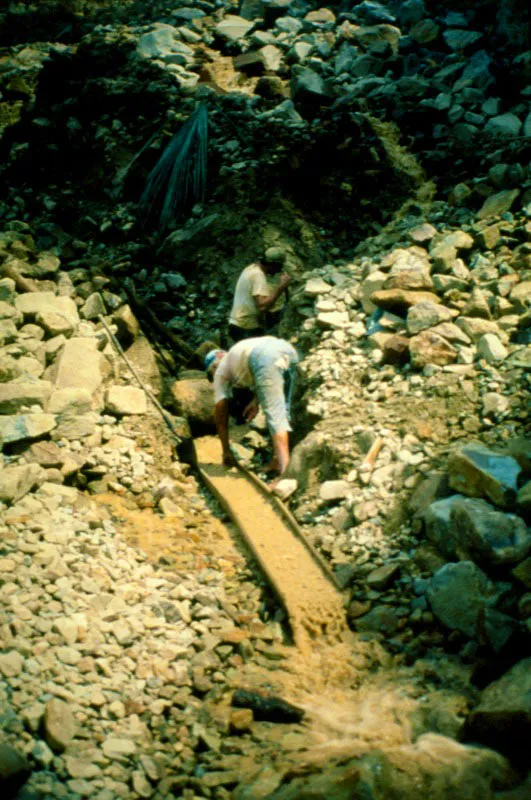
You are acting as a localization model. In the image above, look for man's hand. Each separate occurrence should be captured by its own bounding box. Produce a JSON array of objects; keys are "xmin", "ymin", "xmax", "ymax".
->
[
  {"xmin": 243, "ymin": 397, "xmax": 259, "ymax": 422},
  {"xmin": 222, "ymin": 449, "xmax": 237, "ymax": 468},
  {"xmin": 279, "ymin": 272, "xmax": 291, "ymax": 289}
]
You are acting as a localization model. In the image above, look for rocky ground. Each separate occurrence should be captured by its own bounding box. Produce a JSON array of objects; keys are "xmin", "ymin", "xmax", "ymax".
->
[{"xmin": 0, "ymin": 1, "xmax": 530, "ymax": 799}]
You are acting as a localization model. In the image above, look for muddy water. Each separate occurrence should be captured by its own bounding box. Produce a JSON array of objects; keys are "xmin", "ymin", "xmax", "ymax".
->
[{"xmin": 195, "ymin": 436, "xmax": 348, "ymax": 649}]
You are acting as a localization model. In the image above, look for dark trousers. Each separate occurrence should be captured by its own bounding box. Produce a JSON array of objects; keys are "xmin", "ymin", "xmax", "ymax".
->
[{"xmin": 228, "ymin": 324, "xmax": 264, "ymax": 344}]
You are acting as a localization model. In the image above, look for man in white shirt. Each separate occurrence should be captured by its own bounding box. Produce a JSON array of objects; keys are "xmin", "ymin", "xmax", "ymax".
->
[
  {"xmin": 228, "ymin": 247, "xmax": 291, "ymax": 343},
  {"xmin": 204, "ymin": 336, "xmax": 299, "ymax": 477}
]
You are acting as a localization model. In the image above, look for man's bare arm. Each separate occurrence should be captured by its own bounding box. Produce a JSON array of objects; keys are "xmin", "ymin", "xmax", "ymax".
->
[
  {"xmin": 215, "ymin": 399, "xmax": 236, "ymax": 466},
  {"xmin": 255, "ymin": 273, "xmax": 291, "ymax": 312}
]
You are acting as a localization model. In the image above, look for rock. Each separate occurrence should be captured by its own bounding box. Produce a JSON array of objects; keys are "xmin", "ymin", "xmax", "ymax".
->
[
  {"xmin": 230, "ymin": 708, "xmax": 253, "ymax": 734},
  {"xmin": 456, "ymin": 317, "xmax": 506, "ymax": 343},
  {"xmin": 382, "ymin": 334, "xmax": 410, "ymax": 366},
  {"xmin": 0, "ymin": 650, "xmax": 24, "ymax": 677},
  {"xmin": 448, "ymin": 443, "xmax": 521, "ymax": 509},
  {"xmin": 464, "ymin": 658, "xmax": 531, "ymax": 766},
  {"xmin": 366, "ymin": 563, "xmax": 400, "ymax": 590},
  {"xmin": 461, "ymin": 287, "xmax": 492, "ymax": 320},
  {"xmin": 48, "ymin": 337, "xmax": 106, "ymax": 393},
  {"xmin": 517, "ymin": 481, "xmax": 531, "ymax": 519},
  {"xmin": 0, "ymin": 743, "xmax": 32, "ymax": 797},
  {"xmin": 137, "ymin": 24, "xmax": 194, "ymax": 60},
  {"xmin": 291, "ymin": 67, "xmax": 330, "ymax": 107},
  {"xmin": 426, "ymin": 561, "xmax": 509, "ymax": 643},
  {"xmin": 409, "ymin": 330, "xmax": 458, "ymax": 368},
  {"xmin": 104, "ymin": 386, "xmax": 147, "ymax": 416},
  {"xmin": 450, "ymin": 496, "xmax": 531, "ymax": 565},
  {"xmin": 273, "ymin": 479, "xmax": 298, "ymax": 500},
  {"xmin": 304, "ymin": 278, "xmax": 332, "ymax": 296},
  {"xmin": 354, "ymin": 604, "xmax": 399, "ymax": 635},
  {"xmin": 410, "ymin": 19, "xmax": 440, "ymax": 44},
  {"xmin": 0, "ymin": 412, "xmax": 56, "ymax": 444},
  {"xmin": 485, "ymin": 113, "xmax": 523, "ymax": 137},
  {"xmin": 512, "ymin": 558, "xmax": 531, "ymax": 589},
  {"xmin": 370, "ymin": 289, "xmax": 441, "ymax": 315},
  {"xmin": 0, "ymin": 319, "xmax": 18, "ymax": 344},
  {"xmin": 316, "ymin": 311, "xmax": 350, "ymax": 329},
  {"xmin": 482, "ymin": 392, "xmax": 510, "ymax": 417},
  {"xmin": 509, "ymin": 280, "xmax": 531, "ymax": 314},
  {"xmin": 319, "ymin": 480, "xmax": 350, "ymax": 502},
  {"xmin": 0, "ymin": 462, "xmax": 46, "ymax": 504},
  {"xmin": 476, "ymin": 189, "xmax": 520, "ymax": 220},
  {"xmin": 44, "ymin": 698, "xmax": 76, "ymax": 752},
  {"xmin": 0, "ymin": 379, "xmax": 53, "ymax": 413},
  {"xmin": 81, "ymin": 292, "xmax": 106, "ymax": 320},
  {"xmin": 215, "ymin": 15, "xmax": 254, "ymax": 43},
  {"xmin": 47, "ymin": 387, "xmax": 93, "ymax": 414},
  {"xmin": 102, "ymin": 736, "xmax": 137, "ymax": 760},
  {"xmin": 112, "ymin": 304, "xmax": 140, "ymax": 346},
  {"xmin": 477, "ymin": 334, "xmax": 508, "ymax": 362},
  {"xmin": 170, "ymin": 378, "xmax": 214, "ymax": 427},
  {"xmin": 424, "ymin": 495, "xmax": 463, "ymax": 559},
  {"xmin": 407, "ymin": 301, "xmax": 454, "ymax": 334},
  {"xmin": 15, "ymin": 291, "xmax": 79, "ymax": 336}
]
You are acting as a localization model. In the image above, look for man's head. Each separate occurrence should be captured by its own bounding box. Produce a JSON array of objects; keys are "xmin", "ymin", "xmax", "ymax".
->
[
  {"xmin": 204, "ymin": 349, "xmax": 226, "ymax": 381},
  {"xmin": 262, "ymin": 246, "xmax": 286, "ymax": 273}
]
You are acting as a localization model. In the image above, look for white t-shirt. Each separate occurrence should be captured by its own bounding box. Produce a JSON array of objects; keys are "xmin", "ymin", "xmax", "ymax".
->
[
  {"xmin": 228, "ymin": 263, "xmax": 269, "ymax": 330},
  {"xmin": 213, "ymin": 336, "xmax": 275, "ymax": 403}
]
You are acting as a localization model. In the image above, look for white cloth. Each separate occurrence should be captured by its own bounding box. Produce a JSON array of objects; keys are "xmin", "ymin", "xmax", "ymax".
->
[
  {"xmin": 228, "ymin": 263, "xmax": 269, "ymax": 330},
  {"xmin": 213, "ymin": 336, "xmax": 276, "ymax": 403}
]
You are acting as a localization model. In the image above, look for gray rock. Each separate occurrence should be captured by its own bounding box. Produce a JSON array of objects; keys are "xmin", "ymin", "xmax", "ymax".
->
[
  {"xmin": 448, "ymin": 443, "xmax": 521, "ymax": 509},
  {"xmin": 443, "ymin": 29, "xmax": 482, "ymax": 50},
  {"xmin": 215, "ymin": 15, "xmax": 254, "ymax": 43},
  {"xmin": 424, "ymin": 494, "xmax": 464, "ymax": 559},
  {"xmin": 407, "ymin": 301, "xmax": 454, "ymax": 334},
  {"xmin": 450, "ymin": 496, "xmax": 531, "ymax": 565},
  {"xmin": 426, "ymin": 561, "xmax": 502, "ymax": 639},
  {"xmin": 291, "ymin": 67, "xmax": 330, "ymax": 105},
  {"xmin": 464, "ymin": 658, "xmax": 531, "ymax": 764},
  {"xmin": 0, "ymin": 743, "xmax": 32, "ymax": 795},
  {"xmin": 485, "ymin": 113, "xmax": 523, "ymax": 137}
]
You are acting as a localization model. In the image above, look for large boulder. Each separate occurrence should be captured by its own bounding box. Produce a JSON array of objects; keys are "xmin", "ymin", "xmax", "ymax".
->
[
  {"xmin": 426, "ymin": 561, "xmax": 516, "ymax": 650},
  {"xmin": 169, "ymin": 378, "xmax": 215, "ymax": 428},
  {"xmin": 448, "ymin": 443, "xmax": 521, "ymax": 509},
  {"xmin": 464, "ymin": 657, "xmax": 531, "ymax": 767}
]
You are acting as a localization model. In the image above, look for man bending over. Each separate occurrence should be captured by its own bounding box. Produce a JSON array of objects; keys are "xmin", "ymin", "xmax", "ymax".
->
[{"xmin": 205, "ymin": 336, "xmax": 299, "ymax": 477}]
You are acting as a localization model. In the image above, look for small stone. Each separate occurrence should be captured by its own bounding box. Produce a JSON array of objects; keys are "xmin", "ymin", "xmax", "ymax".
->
[
  {"xmin": 229, "ymin": 708, "xmax": 253, "ymax": 734},
  {"xmin": 44, "ymin": 698, "xmax": 76, "ymax": 752}
]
